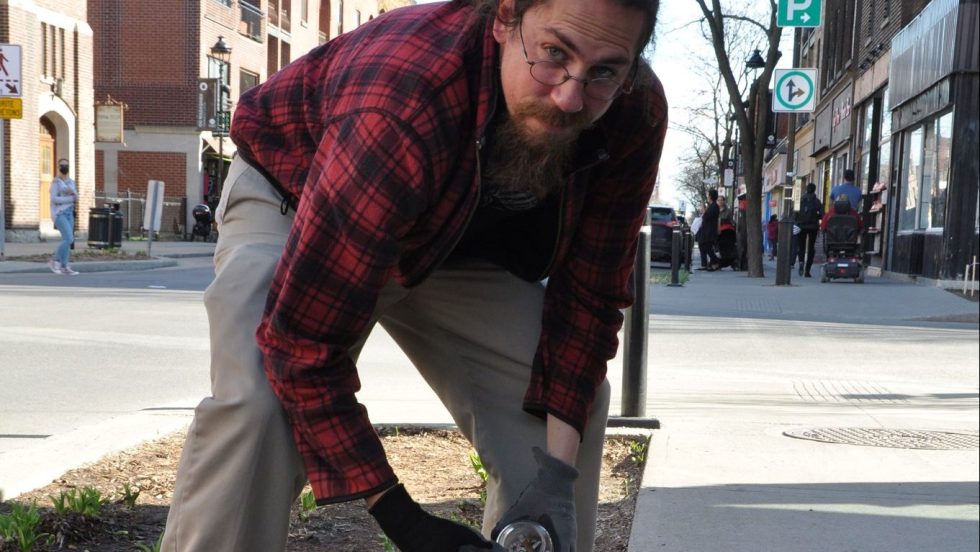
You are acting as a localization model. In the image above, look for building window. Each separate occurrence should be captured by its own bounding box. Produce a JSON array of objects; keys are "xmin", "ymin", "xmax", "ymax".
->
[
  {"xmin": 59, "ymin": 27, "xmax": 66, "ymax": 80},
  {"xmin": 301, "ymin": 0, "xmax": 308, "ymax": 24},
  {"xmin": 240, "ymin": 1, "xmax": 263, "ymax": 42},
  {"xmin": 213, "ymin": 0, "xmax": 231, "ymax": 6},
  {"xmin": 876, "ymin": 88, "xmax": 892, "ymax": 199},
  {"xmin": 355, "ymin": 9, "xmax": 361, "ymax": 27},
  {"xmin": 338, "ymin": 0, "xmax": 345, "ymax": 35},
  {"xmin": 898, "ymin": 110, "xmax": 952, "ymax": 231},
  {"xmin": 859, "ymin": 102, "xmax": 874, "ymax": 192},
  {"xmin": 240, "ymin": 69, "xmax": 260, "ymax": 94},
  {"xmin": 41, "ymin": 24, "xmax": 48, "ymax": 76}
]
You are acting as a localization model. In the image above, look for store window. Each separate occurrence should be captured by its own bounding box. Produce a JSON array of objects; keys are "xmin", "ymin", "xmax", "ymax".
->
[
  {"xmin": 239, "ymin": 69, "xmax": 260, "ymax": 94},
  {"xmin": 859, "ymin": 102, "xmax": 874, "ymax": 192},
  {"xmin": 898, "ymin": 110, "xmax": 952, "ymax": 231}
]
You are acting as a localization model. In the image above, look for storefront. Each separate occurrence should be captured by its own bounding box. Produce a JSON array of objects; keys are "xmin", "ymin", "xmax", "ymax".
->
[
  {"xmin": 885, "ymin": 0, "xmax": 979, "ymax": 280},
  {"xmin": 853, "ymin": 48, "xmax": 892, "ymax": 272}
]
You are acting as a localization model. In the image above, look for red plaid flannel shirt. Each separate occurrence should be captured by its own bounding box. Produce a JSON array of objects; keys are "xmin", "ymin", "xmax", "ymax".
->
[{"xmin": 234, "ymin": 2, "xmax": 667, "ymax": 504}]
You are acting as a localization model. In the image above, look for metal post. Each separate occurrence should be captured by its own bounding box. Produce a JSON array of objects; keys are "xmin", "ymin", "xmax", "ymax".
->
[
  {"xmin": 622, "ymin": 226, "xmax": 650, "ymax": 418},
  {"xmin": 776, "ymin": 29, "xmax": 801, "ymax": 286},
  {"xmin": 668, "ymin": 227, "xmax": 682, "ymax": 287},
  {"xmin": 683, "ymin": 227, "xmax": 693, "ymax": 272},
  {"xmin": 0, "ymin": 119, "xmax": 5, "ymax": 261}
]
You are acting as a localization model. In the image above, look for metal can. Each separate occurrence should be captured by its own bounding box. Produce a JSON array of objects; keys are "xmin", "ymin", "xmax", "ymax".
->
[{"xmin": 495, "ymin": 520, "xmax": 554, "ymax": 552}]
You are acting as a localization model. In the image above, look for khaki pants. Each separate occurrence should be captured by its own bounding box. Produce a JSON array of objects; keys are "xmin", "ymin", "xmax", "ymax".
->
[{"xmin": 162, "ymin": 157, "xmax": 609, "ymax": 551}]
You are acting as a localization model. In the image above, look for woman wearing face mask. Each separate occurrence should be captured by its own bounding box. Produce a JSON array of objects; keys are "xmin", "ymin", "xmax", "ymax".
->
[{"xmin": 49, "ymin": 159, "xmax": 79, "ymax": 276}]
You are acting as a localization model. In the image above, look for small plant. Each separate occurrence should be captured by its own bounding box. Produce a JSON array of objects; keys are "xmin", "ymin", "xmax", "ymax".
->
[
  {"xmin": 379, "ymin": 533, "xmax": 397, "ymax": 551},
  {"xmin": 135, "ymin": 533, "xmax": 163, "ymax": 552},
  {"xmin": 628, "ymin": 440, "xmax": 647, "ymax": 466},
  {"xmin": 298, "ymin": 489, "xmax": 317, "ymax": 521},
  {"xmin": 50, "ymin": 487, "xmax": 107, "ymax": 518},
  {"xmin": 0, "ymin": 502, "xmax": 51, "ymax": 552},
  {"xmin": 650, "ymin": 269, "xmax": 690, "ymax": 285},
  {"xmin": 449, "ymin": 512, "xmax": 481, "ymax": 531},
  {"xmin": 120, "ymin": 483, "xmax": 141, "ymax": 507},
  {"xmin": 469, "ymin": 451, "xmax": 489, "ymax": 504}
]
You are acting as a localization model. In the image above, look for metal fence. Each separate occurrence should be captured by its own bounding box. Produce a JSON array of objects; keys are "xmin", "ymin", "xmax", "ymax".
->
[{"xmin": 94, "ymin": 191, "xmax": 188, "ymax": 239}]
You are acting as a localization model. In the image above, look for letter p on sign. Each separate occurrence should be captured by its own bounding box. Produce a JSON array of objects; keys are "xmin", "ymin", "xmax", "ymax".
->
[{"xmin": 778, "ymin": 0, "xmax": 821, "ymax": 27}]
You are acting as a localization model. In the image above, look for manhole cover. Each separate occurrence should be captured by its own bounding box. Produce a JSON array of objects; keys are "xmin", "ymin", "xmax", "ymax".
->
[{"xmin": 783, "ymin": 428, "xmax": 979, "ymax": 450}]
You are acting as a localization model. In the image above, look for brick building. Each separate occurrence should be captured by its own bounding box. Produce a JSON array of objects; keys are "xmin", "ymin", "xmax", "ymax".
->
[
  {"xmin": 0, "ymin": 0, "xmax": 95, "ymax": 242},
  {"xmin": 784, "ymin": 0, "xmax": 977, "ymax": 281},
  {"xmin": 88, "ymin": 0, "xmax": 384, "ymax": 236},
  {"xmin": 1, "ymin": 1, "xmax": 399, "ymax": 244}
]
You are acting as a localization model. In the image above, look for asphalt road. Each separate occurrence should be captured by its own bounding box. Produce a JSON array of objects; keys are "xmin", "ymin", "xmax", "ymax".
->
[{"xmin": 0, "ymin": 257, "xmax": 215, "ymax": 458}]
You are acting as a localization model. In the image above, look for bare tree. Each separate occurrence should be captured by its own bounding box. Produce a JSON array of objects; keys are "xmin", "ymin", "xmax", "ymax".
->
[
  {"xmin": 694, "ymin": 0, "xmax": 783, "ymax": 277},
  {"xmin": 675, "ymin": 137, "xmax": 716, "ymax": 213},
  {"xmin": 670, "ymin": 9, "xmax": 765, "ymax": 223}
]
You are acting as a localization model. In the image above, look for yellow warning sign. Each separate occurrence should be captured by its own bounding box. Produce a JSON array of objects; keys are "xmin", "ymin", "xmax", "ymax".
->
[{"xmin": 0, "ymin": 97, "xmax": 21, "ymax": 119}]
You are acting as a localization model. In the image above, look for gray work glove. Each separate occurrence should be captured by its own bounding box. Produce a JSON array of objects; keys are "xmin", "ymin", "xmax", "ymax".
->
[{"xmin": 492, "ymin": 447, "xmax": 579, "ymax": 552}]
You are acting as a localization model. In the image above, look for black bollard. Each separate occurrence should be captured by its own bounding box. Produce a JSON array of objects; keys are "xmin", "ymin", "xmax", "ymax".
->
[
  {"xmin": 683, "ymin": 228, "xmax": 693, "ymax": 273},
  {"xmin": 775, "ymin": 216, "xmax": 794, "ymax": 285},
  {"xmin": 622, "ymin": 228, "xmax": 650, "ymax": 418},
  {"xmin": 668, "ymin": 227, "xmax": 683, "ymax": 287}
]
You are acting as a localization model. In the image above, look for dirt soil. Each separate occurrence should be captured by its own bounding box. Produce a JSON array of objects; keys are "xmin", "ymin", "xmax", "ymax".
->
[{"xmin": 2, "ymin": 428, "xmax": 647, "ymax": 552}]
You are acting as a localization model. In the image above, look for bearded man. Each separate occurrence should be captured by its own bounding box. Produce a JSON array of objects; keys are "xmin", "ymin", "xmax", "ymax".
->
[{"xmin": 162, "ymin": 1, "xmax": 666, "ymax": 551}]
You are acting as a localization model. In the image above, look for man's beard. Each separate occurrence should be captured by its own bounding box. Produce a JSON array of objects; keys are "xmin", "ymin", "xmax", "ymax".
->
[{"xmin": 482, "ymin": 101, "xmax": 591, "ymax": 200}]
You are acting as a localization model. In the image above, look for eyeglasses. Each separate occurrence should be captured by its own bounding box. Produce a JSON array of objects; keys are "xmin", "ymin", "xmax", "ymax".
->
[{"xmin": 518, "ymin": 20, "xmax": 633, "ymax": 101}]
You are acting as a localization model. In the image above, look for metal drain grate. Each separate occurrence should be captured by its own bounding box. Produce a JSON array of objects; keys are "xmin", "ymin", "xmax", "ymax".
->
[{"xmin": 783, "ymin": 428, "xmax": 979, "ymax": 450}]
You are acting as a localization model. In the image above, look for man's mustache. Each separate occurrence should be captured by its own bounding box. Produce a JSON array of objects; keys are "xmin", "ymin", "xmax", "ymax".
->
[{"xmin": 512, "ymin": 102, "xmax": 591, "ymax": 131}]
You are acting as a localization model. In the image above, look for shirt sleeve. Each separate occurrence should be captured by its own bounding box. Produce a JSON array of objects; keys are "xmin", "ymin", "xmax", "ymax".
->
[
  {"xmin": 523, "ymin": 90, "xmax": 668, "ymax": 436},
  {"xmin": 258, "ymin": 110, "xmax": 431, "ymax": 504}
]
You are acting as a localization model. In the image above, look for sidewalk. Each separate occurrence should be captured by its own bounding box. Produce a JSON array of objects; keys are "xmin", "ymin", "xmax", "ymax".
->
[
  {"xmin": 2, "ymin": 245, "xmax": 977, "ymax": 551},
  {"xmin": 0, "ymin": 239, "xmax": 215, "ymax": 273},
  {"xmin": 627, "ymin": 257, "xmax": 979, "ymax": 551}
]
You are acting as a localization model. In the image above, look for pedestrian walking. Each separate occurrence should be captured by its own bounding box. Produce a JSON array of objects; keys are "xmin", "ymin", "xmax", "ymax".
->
[
  {"xmin": 697, "ymin": 189, "xmax": 721, "ymax": 271},
  {"xmin": 796, "ymin": 183, "xmax": 824, "ymax": 277},
  {"xmin": 49, "ymin": 159, "xmax": 79, "ymax": 276},
  {"xmin": 766, "ymin": 214, "xmax": 778, "ymax": 260}
]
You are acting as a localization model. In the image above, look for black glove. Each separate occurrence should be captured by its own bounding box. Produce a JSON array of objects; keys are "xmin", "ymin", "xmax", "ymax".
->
[
  {"xmin": 369, "ymin": 484, "xmax": 494, "ymax": 552},
  {"xmin": 492, "ymin": 447, "xmax": 579, "ymax": 552}
]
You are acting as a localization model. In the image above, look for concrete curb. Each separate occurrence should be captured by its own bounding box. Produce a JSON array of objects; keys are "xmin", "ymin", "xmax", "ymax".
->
[{"xmin": 0, "ymin": 257, "xmax": 178, "ymax": 274}]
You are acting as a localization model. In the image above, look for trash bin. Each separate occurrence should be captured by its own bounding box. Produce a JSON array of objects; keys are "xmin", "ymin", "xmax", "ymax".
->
[
  {"xmin": 108, "ymin": 206, "xmax": 124, "ymax": 248},
  {"xmin": 88, "ymin": 207, "xmax": 112, "ymax": 249}
]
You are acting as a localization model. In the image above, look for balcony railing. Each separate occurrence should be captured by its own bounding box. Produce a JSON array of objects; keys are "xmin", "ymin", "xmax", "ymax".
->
[{"xmin": 240, "ymin": 0, "xmax": 263, "ymax": 42}]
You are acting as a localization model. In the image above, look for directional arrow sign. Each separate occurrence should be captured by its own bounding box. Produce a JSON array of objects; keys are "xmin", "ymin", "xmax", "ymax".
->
[
  {"xmin": 773, "ymin": 69, "xmax": 817, "ymax": 112},
  {"xmin": 778, "ymin": 0, "xmax": 822, "ymax": 28},
  {"xmin": 0, "ymin": 44, "xmax": 22, "ymax": 98}
]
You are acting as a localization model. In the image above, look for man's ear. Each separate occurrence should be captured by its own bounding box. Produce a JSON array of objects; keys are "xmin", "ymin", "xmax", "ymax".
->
[{"xmin": 492, "ymin": 0, "xmax": 515, "ymax": 44}]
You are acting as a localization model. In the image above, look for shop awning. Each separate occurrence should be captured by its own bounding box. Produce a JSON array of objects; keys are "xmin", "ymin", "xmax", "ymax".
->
[{"xmin": 202, "ymin": 135, "xmax": 236, "ymax": 160}]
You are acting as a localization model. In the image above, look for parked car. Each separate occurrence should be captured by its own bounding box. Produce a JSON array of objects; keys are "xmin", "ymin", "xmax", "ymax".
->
[{"xmin": 649, "ymin": 205, "xmax": 680, "ymax": 263}]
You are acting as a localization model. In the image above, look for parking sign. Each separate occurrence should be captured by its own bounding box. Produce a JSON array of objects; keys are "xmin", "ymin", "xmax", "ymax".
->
[{"xmin": 778, "ymin": 0, "xmax": 822, "ymax": 27}]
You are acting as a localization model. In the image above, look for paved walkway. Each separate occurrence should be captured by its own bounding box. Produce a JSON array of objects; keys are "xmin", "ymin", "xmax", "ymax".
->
[
  {"xmin": 0, "ymin": 239, "xmax": 215, "ymax": 273},
  {"xmin": 2, "ymin": 242, "xmax": 977, "ymax": 551},
  {"xmin": 628, "ymin": 258, "xmax": 979, "ymax": 551}
]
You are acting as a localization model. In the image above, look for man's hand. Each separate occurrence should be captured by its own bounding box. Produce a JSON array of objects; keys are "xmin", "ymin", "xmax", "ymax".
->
[
  {"xmin": 369, "ymin": 484, "xmax": 494, "ymax": 552},
  {"xmin": 492, "ymin": 447, "xmax": 579, "ymax": 552}
]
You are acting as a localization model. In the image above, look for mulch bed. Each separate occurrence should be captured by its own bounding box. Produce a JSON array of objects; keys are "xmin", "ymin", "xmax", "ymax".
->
[{"xmin": 2, "ymin": 428, "xmax": 647, "ymax": 551}]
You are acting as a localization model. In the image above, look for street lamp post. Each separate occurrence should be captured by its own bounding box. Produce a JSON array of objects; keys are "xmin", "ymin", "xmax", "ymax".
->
[
  {"xmin": 210, "ymin": 36, "xmax": 232, "ymax": 203},
  {"xmin": 775, "ymin": 33, "xmax": 800, "ymax": 286}
]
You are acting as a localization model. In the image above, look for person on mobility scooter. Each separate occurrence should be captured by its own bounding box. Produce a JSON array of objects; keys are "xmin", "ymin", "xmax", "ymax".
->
[{"xmin": 820, "ymin": 196, "xmax": 864, "ymax": 283}]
